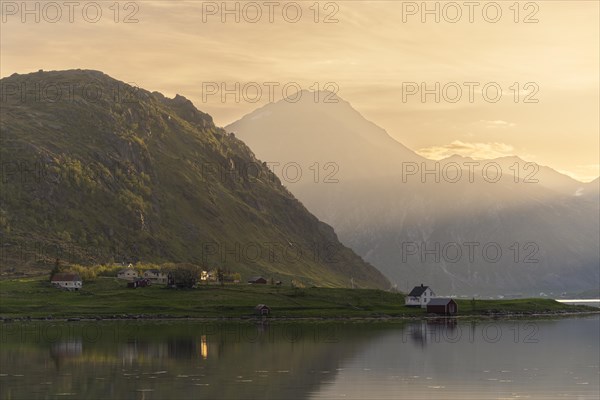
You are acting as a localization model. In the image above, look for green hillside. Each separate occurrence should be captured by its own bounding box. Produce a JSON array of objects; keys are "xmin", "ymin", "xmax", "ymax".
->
[{"xmin": 0, "ymin": 69, "xmax": 390, "ymax": 289}]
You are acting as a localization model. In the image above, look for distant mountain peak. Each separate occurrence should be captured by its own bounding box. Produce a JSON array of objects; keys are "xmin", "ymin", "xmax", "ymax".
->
[{"xmin": 227, "ymin": 90, "xmax": 423, "ymax": 181}]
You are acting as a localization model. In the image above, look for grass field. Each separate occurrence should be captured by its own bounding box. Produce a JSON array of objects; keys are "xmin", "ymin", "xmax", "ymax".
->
[{"xmin": 0, "ymin": 276, "xmax": 596, "ymax": 319}]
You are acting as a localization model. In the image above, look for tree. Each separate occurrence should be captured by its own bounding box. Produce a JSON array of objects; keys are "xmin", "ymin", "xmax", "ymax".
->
[
  {"xmin": 50, "ymin": 258, "xmax": 62, "ymax": 279},
  {"xmin": 217, "ymin": 268, "xmax": 224, "ymax": 286},
  {"xmin": 165, "ymin": 264, "xmax": 199, "ymax": 289}
]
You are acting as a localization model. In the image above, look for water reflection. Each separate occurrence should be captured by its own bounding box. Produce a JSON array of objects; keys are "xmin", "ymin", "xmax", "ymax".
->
[
  {"xmin": 0, "ymin": 317, "xmax": 598, "ymax": 399},
  {"xmin": 407, "ymin": 318, "xmax": 459, "ymax": 347},
  {"xmin": 49, "ymin": 340, "xmax": 82, "ymax": 370},
  {"xmin": 312, "ymin": 316, "xmax": 599, "ymax": 400},
  {"xmin": 1, "ymin": 322, "xmax": 368, "ymax": 399}
]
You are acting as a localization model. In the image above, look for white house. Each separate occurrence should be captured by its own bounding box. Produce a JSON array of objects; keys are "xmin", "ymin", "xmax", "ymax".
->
[
  {"xmin": 142, "ymin": 269, "xmax": 168, "ymax": 284},
  {"xmin": 405, "ymin": 284, "xmax": 435, "ymax": 308},
  {"xmin": 117, "ymin": 266, "xmax": 139, "ymax": 281},
  {"xmin": 51, "ymin": 273, "xmax": 82, "ymax": 291}
]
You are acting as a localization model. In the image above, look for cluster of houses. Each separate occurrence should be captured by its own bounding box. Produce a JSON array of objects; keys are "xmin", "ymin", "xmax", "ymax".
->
[
  {"xmin": 117, "ymin": 266, "xmax": 249, "ymax": 287},
  {"xmin": 49, "ymin": 266, "xmax": 280, "ymax": 291},
  {"xmin": 200, "ymin": 270, "xmax": 241, "ymax": 283},
  {"xmin": 405, "ymin": 284, "xmax": 458, "ymax": 315},
  {"xmin": 117, "ymin": 266, "xmax": 169, "ymax": 288}
]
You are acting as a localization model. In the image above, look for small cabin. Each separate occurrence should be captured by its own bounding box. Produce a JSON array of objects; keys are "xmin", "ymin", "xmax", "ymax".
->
[
  {"xmin": 51, "ymin": 273, "xmax": 82, "ymax": 291},
  {"xmin": 426, "ymin": 298, "xmax": 458, "ymax": 316},
  {"xmin": 405, "ymin": 284, "xmax": 435, "ymax": 308},
  {"xmin": 255, "ymin": 304, "xmax": 271, "ymax": 316},
  {"xmin": 117, "ymin": 267, "xmax": 139, "ymax": 281},
  {"xmin": 248, "ymin": 276, "xmax": 267, "ymax": 284}
]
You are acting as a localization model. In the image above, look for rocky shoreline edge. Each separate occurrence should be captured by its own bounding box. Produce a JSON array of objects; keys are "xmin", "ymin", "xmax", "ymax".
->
[{"xmin": 1, "ymin": 310, "xmax": 598, "ymax": 323}]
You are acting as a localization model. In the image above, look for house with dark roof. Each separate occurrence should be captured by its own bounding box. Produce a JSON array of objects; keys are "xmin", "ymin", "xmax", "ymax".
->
[
  {"xmin": 248, "ymin": 276, "xmax": 267, "ymax": 284},
  {"xmin": 405, "ymin": 284, "xmax": 435, "ymax": 308},
  {"xmin": 143, "ymin": 269, "xmax": 168, "ymax": 284},
  {"xmin": 51, "ymin": 273, "xmax": 82, "ymax": 291},
  {"xmin": 426, "ymin": 298, "xmax": 458, "ymax": 315}
]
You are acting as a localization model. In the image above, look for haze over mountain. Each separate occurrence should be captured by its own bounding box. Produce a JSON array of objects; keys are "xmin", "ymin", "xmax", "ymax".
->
[
  {"xmin": 227, "ymin": 91, "xmax": 424, "ymax": 183},
  {"xmin": 227, "ymin": 92, "xmax": 600, "ymax": 296},
  {"xmin": 0, "ymin": 70, "xmax": 390, "ymax": 289}
]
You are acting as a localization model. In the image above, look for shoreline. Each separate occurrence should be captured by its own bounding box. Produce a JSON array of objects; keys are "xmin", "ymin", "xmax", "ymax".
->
[
  {"xmin": 2, "ymin": 310, "xmax": 598, "ymax": 324},
  {"xmin": 2, "ymin": 277, "xmax": 598, "ymax": 323}
]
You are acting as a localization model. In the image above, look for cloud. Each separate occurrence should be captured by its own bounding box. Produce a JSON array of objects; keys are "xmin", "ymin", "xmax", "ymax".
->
[
  {"xmin": 416, "ymin": 141, "xmax": 515, "ymax": 160},
  {"xmin": 479, "ymin": 120, "xmax": 516, "ymax": 129}
]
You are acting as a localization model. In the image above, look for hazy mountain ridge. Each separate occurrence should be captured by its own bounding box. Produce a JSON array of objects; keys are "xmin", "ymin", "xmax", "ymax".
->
[
  {"xmin": 228, "ymin": 94, "xmax": 599, "ymax": 296},
  {"xmin": 437, "ymin": 155, "xmax": 589, "ymax": 196},
  {"xmin": 0, "ymin": 70, "xmax": 390, "ymax": 289}
]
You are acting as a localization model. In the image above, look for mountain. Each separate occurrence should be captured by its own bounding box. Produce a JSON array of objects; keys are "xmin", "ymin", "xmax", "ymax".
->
[
  {"xmin": 227, "ymin": 93, "xmax": 599, "ymax": 296},
  {"xmin": 0, "ymin": 70, "xmax": 390, "ymax": 289},
  {"xmin": 227, "ymin": 90, "xmax": 424, "ymax": 183},
  {"xmin": 437, "ymin": 155, "xmax": 588, "ymax": 196}
]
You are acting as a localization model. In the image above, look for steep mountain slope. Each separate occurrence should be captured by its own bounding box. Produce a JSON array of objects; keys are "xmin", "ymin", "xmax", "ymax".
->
[
  {"xmin": 0, "ymin": 70, "xmax": 390, "ymax": 289},
  {"xmin": 227, "ymin": 94, "xmax": 599, "ymax": 296}
]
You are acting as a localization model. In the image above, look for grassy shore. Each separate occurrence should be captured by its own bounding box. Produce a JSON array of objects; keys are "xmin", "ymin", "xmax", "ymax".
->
[{"xmin": 0, "ymin": 276, "xmax": 596, "ymax": 320}]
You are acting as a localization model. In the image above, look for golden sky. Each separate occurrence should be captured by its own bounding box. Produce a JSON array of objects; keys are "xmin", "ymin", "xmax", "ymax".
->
[{"xmin": 1, "ymin": 1, "xmax": 598, "ymax": 181}]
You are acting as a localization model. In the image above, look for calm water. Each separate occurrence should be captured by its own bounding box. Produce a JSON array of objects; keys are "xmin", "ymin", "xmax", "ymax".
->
[{"xmin": 0, "ymin": 316, "xmax": 598, "ymax": 400}]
